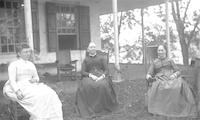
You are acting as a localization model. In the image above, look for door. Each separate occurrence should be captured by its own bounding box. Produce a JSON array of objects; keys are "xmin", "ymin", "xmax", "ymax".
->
[
  {"xmin": 46, "ymin": 2, "xmax": 91, "ymax": 52},
  {"xmin": 56, "ymin": 4, "xmax": 77, "ymax": 51}
]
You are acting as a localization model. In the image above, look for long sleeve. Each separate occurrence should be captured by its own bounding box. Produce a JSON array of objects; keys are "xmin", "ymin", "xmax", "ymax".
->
[
  {"xmin": 81, "ymin": 59, "xmax": 89, "ymax": 77},
  {"xmin": 147, "ymin": 62, "xmax": 155, "ymax": 77},
  {"xmin": 8, "ymin": 63, "xmax": 19, "ymax": 92},
  {"xmin": 102, "ymin": 56, "xmax": 109, "ymax": 76},
  {"xmin": 170, "ymin": 60, "xmax": 180, "ymax": 77},
  {"xmin": 32, "ymin": 63, "xmax": 40, "ymax": 82}
]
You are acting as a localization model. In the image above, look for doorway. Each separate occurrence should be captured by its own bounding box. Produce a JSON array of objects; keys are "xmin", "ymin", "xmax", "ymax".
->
[{"xmin": 56, "ymin": 4, "xmax": 78, "ymax": 51}]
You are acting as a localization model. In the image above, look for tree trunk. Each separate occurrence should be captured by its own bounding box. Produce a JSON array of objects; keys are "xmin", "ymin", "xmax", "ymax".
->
[
  {"xmin": 171, "ymin": 1, "xmax": 189, "ymax": 65},
  {"xmin": 180, "ymin": 38, "xmax": 189, "ymax": 65}
]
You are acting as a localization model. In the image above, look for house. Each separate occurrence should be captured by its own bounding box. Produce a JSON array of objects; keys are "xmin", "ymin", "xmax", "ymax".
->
[{"xmin": 0, "ymin": 0, "xmax": 172, "ymax": 80}]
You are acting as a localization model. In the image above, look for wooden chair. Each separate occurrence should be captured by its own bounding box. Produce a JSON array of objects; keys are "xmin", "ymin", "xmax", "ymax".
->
[
  {"xmin": 3, "ymin": 90, "xmax": 29, "ymax": 120},
  {"xmin": 7, "ymin": 101, "xmax": 29, "ymax": 120},
  {"xmin": 4, "ymin": 68, "xmax": 45, "ymax": 120},
  {"xmin": 86, "ymin": 50, "xmax": 109, "ymax": 62},
  {"xmin": 56, "ymin": 49, "xmax": 78, "ymax": 81},
  {"xmin": 99, "ymin": 50, "xmax": 112, "ymax": 79}
]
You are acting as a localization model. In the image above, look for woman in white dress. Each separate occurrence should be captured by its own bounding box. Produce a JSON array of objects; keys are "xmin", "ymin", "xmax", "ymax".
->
[{"xmin": 3, "ymin": 44, "xmax": 63, "ymax": 120}]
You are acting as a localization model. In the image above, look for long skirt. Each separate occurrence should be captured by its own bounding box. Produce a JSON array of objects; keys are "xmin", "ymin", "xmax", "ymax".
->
[
  {"xmin": 148, "ymin": 77, "xmax": 197, "ymax": 117},
  {"xmin": 3, "ymin": 81, "xmax": 63, "ymax": 120},
  {"xmin": 75, "ymin": 77, "xmax": 119, "ymax": 118}
]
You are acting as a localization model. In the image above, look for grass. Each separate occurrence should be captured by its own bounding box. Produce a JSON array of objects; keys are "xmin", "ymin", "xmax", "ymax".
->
[{"xmin": 0, "ymin": 75, "xmax": 198, "ymax": 120}]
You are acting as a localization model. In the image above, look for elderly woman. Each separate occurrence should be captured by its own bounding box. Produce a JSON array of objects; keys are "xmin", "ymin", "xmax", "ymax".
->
[
  {"xmin": 146, "ymin": 44, "xmax": 197, "ymax": 118},
  {"xmin": 75, "ymin": 42, "xmax": 119, "ymax": 118},
  {"xmin": 3, "ymin": 44, "xmax": 63, "ymax": 120}
]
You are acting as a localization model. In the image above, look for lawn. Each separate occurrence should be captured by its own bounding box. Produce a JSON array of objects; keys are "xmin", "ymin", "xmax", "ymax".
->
[{"xmin": 0, "ymin": 75, "xmax": 198, "ymax": 120}]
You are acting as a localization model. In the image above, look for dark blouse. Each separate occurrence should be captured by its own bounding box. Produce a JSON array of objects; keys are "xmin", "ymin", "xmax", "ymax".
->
[
  {"xmin": 81, "ymin": 52, "xmax": 108, "ymax": 77},
  {"xmin": 147, "ymin": 58, "xmax": 180, "ymax": 78}
]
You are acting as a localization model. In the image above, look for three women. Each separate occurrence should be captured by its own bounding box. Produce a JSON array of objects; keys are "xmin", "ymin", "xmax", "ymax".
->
[{"xmin": 3, "ymin": 43, "xmax": 197, "ymax": 119}]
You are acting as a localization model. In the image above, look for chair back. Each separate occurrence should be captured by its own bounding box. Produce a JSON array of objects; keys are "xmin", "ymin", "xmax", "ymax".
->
[
  {"xmin": 86, "ymin": 50, "xmax": 109, "ymax": 63},
  {"xmin": 56, "ymin": 50, "xmax": 71, "ymax": 65},
  {"xmin": 97, "ymin": 50, "xmax": 109, "ymax": 64},
  {"xmin": 71, "ymin": 50, "xmax": 86, "ymax": 71}
]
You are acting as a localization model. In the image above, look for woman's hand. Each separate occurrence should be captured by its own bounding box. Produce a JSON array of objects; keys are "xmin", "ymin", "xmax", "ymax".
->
[
  {"xmin": 170, "ymin": 74, "xmax": 176, "ymax": 80},
  {"xmin": 146, "ymin": 74, "xmax": 152, "ymax": 80},
  {"xmin": 96, "ymin": 74, "xmax": 105, "ymax": 82},
  {"xmin": 15, "ymin": 89, "xmax": 24, "ymax": 100},
  {"xmin": 89, "ymin": 73, "xmax": 98, "ymax": 81}
]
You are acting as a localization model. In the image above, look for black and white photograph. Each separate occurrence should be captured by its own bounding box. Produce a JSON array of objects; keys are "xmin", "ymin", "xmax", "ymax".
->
[{"xmin": 0, "ymin": 0, "xmax": 200, "ymax": 120}]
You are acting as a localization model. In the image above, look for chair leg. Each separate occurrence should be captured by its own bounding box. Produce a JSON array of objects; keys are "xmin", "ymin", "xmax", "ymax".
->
[
  {"xmin": 14, "ymin": 103, "xmax": 18, "ymax": 120},
  {"xmin": 9, "ymin": 101, "xmax": 18, "ymax": 120},
  {"xmin": 57, "ymin": 68, "xmax": 60, "ymax": 81}
]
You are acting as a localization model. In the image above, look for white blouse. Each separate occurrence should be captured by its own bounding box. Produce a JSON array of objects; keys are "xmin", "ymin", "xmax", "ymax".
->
[{"xmin": 8, "ymin": 58, "xmax": 39, "ymax": 92}]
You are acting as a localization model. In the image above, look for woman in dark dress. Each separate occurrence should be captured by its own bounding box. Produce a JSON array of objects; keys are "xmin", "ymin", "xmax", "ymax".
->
[
  {"xmin": 75, "ymin": 42, "xmax": 119, "ymax": 118},
  {"xmin": 146, "ymin": 45, "xmax": 197, "ymax": 118}
]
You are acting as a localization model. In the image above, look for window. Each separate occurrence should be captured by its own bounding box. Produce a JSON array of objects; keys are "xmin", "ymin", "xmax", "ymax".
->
[
  {"xmin": 0, "ymin": 0, "xmax": 39, "ymax": 54},
  {"xmin": 0, "ymin": 0, "xmax": 26, "ymax": 54},
  {"xmin": 57, "ymin": 7, "xmax": 76, "ymax": 35},
  {"xmin": 46, "ymin": 2, "xmax": 91, "ymax": 52},
  {"xmin": 57, "ymin": 5, "xmax": 77, "ymax": 50}
]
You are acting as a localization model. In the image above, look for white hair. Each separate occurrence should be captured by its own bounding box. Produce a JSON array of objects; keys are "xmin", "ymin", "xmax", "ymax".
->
[{"xmin": 88, "ymin": 41, "xmax": 96, "ymax": 48}]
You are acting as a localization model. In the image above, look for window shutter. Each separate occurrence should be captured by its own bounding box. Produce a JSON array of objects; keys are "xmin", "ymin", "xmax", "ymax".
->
[
  {"xmin": 31, "ymin": 0, "xmax": 40, "ymax": 52},
  {"xmin": 46, "ymin": 2, "xmax": 57, "ymax": 52},
  {"xmin": 78, "ymin": 6, "xmax": 90, "ymax": 50}
]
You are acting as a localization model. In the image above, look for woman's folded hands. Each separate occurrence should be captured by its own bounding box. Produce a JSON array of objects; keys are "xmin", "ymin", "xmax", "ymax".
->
[
  {"xmin": 95, "ymin": 74, "xmax": 105, "ymax": 82},
  {"xmin": 89, "ymin": 73, "xmax": 105, "ymax": 82},
  {"xmin": 169, "ymin": 73, "xmax": 177, "ymax": 80},
  {"xmin": 15, "ymin": 89, "xmax": 24, "ymax": 100},
  {"xmin": 146, "ymin": 74, "xmax": 152, "ymax": 80}
]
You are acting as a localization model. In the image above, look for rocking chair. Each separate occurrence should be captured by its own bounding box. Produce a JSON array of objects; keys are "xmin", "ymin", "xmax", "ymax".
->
[{"xmin": 56, "ymin": 50, "xmax": 78, "ymax": 81}]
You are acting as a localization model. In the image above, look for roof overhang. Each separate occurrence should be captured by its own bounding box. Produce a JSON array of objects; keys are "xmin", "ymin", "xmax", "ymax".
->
[{"xmin": 95, "ymin": 0, "xmax": 179, "ymax": 15}]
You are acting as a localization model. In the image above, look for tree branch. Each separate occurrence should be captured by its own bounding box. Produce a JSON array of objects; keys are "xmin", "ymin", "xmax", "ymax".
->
[
  {"xmin": 175, "ymin": 1, "xmax": 181, "ymax": 21},
  {"xmin": 188, "ymin": 16, "xmax": 200, "ymax": 45},
  {"xmin": 171, "ymin": 1, "xmax": 177, "ymax": 21},
  {"xmin": 183, "ymin": 0, "xmax": 191, "ymax": 22},
  {"xmin": 197, "ymin": 26, "xmax": 200, "ymax": 31}
]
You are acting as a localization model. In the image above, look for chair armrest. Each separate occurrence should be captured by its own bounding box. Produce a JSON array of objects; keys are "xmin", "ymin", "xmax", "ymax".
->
[
  {"xmin": 70, "ymin": 60, "xmax": 78, "ymax": 64},
  {"xmin": 181, "ymin": 74, "xmax": 193, "ymax": 79}
]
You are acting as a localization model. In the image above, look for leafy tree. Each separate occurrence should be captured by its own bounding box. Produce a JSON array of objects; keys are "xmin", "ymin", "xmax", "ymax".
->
[
  {"xmin": 100, "ymin": 10, "xmax": 143, "ymax": 63},
  {"xmin": 100, "ymin": 0, "xmax": 200, "ymax": 65},
  {"xmin": 171, "ymin": 0, "xmax": 200, "ymax": 65},
  {"xmin": 144, "ymin": 6, "xmax": 178, "ymax": 60}
]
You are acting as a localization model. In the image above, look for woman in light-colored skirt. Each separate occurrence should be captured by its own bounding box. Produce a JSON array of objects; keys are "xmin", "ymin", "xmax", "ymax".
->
[{"xmin": 3, "ymin": 44, "xmax": 63, "ymax": 120}]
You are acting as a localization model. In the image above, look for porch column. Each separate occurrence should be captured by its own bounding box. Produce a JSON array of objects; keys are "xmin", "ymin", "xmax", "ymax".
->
[
  {"xmin": 24, "ymin": 0, "xmax": 34, "ymax": 50},
  {"xmin": 141, "ymin": 8, "xmax": 147, "ymax": 74},
  {"xmin": 165, "ymin": 0, "xmax": 170, "ymax": 57},
  {"xmin": 141, "ymin": 9, "xmax": 145, "ymax": 65},
  {"xmin": 112, "ymin": 0, "xmax": 122, "ymax": 82}
]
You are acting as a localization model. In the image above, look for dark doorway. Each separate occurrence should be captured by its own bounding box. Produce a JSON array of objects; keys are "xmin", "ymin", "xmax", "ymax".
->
[{"xmin": 58, "ymin": 35, "xmax": 77, "ymax": 50}]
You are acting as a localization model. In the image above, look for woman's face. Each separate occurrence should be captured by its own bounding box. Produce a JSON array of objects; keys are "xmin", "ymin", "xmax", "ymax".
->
[
  {"xmin": 18, "ymin": 48, "xmax": 32, "ymax": 61},
  {"xmin": 88, "ymin": 43, "xmax": 96, "ymax": 54},
  {"xmin": 157, "ymin": 45, "xmax": 167, "ymax": 59}
]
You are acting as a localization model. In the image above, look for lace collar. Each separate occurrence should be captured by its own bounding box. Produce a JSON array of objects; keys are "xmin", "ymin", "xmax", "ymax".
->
[{"xmin": 89, "ymin": 52, "xmax": 97, "ymax": 57}]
